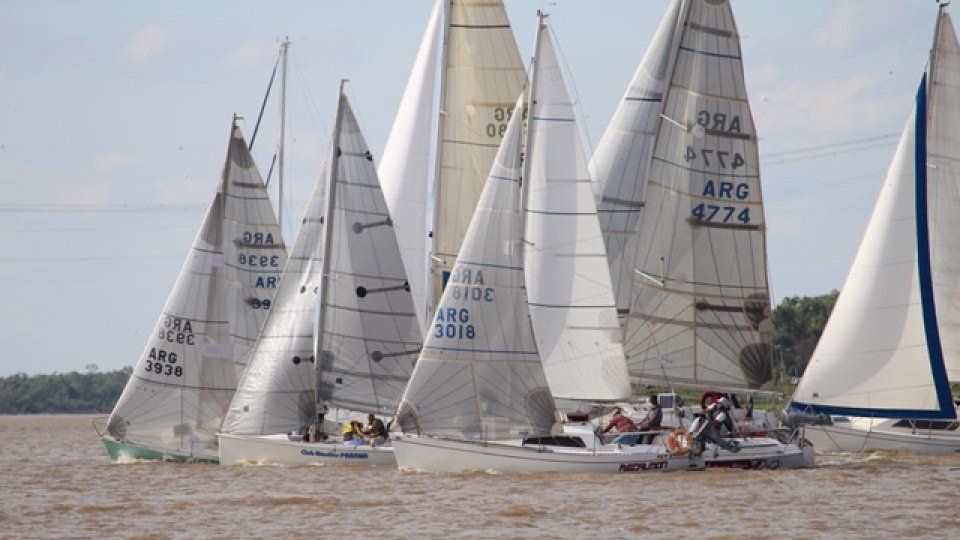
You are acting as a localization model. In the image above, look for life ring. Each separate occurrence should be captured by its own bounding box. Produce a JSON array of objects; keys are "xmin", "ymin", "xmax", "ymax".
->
[{"xmin": 665, "ymin": 428, "xmax": 692, "ymax": 456}]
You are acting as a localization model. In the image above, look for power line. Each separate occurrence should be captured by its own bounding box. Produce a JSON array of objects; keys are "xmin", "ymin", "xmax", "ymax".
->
[
  {"xmin": 0, "ymin": 224, "xmax": 194, "ymax": 234},
  {"xmin": 0, "ymin": 203, "xmax": 207, "ymax": 214},
  {"xmin": 0, "ymin": 254, "xmax": 183, "ymax": 263}
]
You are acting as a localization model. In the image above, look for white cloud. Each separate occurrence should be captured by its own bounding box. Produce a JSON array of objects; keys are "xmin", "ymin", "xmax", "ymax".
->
[
  {"xmin": 753, "ymin": 70, "xmax": 908, "ymax": 139},
  {"xmin": 123, "ymin": 25, "xmax": 171, "ymax": 64},
  {"xmin": 810, "ymin": 1, "xmax": 866, "ymax": 53},
  {"xmin": 225, "ymin": 39, "xmax": 276, "ymax": 70},
  {"xmin": 93, "ymin": 152, "xmax": 140, "ymax": 174}
]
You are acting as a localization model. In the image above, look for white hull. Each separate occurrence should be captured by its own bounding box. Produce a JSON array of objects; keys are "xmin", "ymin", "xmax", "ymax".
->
[
  {"xmin": 704, "ymin": 437, "xmax": 815, "ymax": 470},
  {"xmin": 805, "ymin": 419, "xmax": 960, "ymax": 454},
  {"xmin": 392, "ymin": 434, "xmax": 704, "ymax": 474},
  {"xmin": 218, "ymin": 433, "xmax": 396, "ymax": 466}
]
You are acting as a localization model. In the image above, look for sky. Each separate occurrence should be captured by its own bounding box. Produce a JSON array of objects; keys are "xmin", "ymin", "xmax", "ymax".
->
[{"xmin": 0, "ymin": 0, "xmax": 939, "ymax": 375}]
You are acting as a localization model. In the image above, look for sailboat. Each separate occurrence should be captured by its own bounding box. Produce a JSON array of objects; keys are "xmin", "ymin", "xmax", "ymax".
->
[
  {"xmin": 588, "ymin": 0, "xmax": 812, "ymax": 468},
  {"xmin": 379, "ymin": 0, "xmax": 528, "ymax": 332},
  {"xmin": 218, "ymin": 83, "xmax": 422, "ymax": 466},
  {"xmin": 100, "ymin": 117, "xmax": 287, "ymax": 463},
  {"xmin": 787, "ymin": 5, "xmax": 960, "ymax": 454},
  {"xmin": 393, "ymin": 15, "xmax": 705, "ymax": 475}
]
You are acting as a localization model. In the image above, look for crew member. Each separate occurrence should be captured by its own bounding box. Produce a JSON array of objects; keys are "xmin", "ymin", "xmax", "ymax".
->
[{"xmin": 363, "ymin": 414, "xmax": 388, "ymax": 447}]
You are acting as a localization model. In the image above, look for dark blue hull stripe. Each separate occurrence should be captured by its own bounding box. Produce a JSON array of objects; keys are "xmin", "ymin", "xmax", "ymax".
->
[{"xmin": 789, "ymin": 401, "xmax": 953, "ymax": 420}]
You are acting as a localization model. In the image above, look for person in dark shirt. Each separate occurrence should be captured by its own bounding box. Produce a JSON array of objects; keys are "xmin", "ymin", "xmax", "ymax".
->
[
  {"xmin": 638, "ymin": 395, "xmax": 663, "ymax": 444},
  {"xmin": 363, "ymin": 414, "xmax": 388, "ymax": 447}
]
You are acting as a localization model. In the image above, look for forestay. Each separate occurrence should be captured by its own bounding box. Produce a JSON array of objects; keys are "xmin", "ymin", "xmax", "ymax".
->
[
  {"xmin": 431, "ymin": 0, "xmax": 527, "ymax": 320},
  {"xmin": 223, "ymin": 171, "xmax": 327, "ymax": 436},
  {"xmin": 379, "ymin": 0, "xmax": 441, "ymax": 332},
  {"xmin": 621, "ymin": 0, "xmax": 773, "ymax": 392},
  {"xmin": 108, "ymin": 121, "xmax": 286, "ymax": 452},
  {"xmin": 315, "ymin": 95, "xmax": 422, "ymax": 416},
  {"xmin": 792, "ymin": 10, "xmax": 959, "ymax": 419},
  {"xmin": 590, "ymin": 0, "xmax": 683, "ymax": 318},
  {"xmin": 398, "ymin": 98, "xmax": 556, "ymax": 439},
  {"xmin": 523, "ymin": 21, "xmax": 631, "ymax": 402}
]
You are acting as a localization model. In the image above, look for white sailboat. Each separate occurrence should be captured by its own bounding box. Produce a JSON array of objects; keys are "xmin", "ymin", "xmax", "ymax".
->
[
  {"xmin": 393, "ymin": 16, "xmax": 704, "ymax": 475},
  {"xmin": 101, "ymin": 117, "xmax": 287, "ymax": 463},
  {"xmin": 589, "ymin": 0, "xmax": 812, "ymax": 469},
  {"xmin": 379, "ymin": 0, "xmax": 528, "ymax": 332},
  {"xmin": 788, "ymin": 6, "xmax": 960, "ymax": 454},
  {"xmin": 219, "ymin": 84, "xmax": 422, "ymax": 466}
]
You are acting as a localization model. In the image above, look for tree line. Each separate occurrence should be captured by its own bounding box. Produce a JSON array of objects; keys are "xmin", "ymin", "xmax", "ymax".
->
[
  {"xmin": 0, "ymin": 292, "xmax": 841, "ymax": 413},
  {"xmin": 0, "ymin": 366, "xmax": 132, "ymax": 414}
]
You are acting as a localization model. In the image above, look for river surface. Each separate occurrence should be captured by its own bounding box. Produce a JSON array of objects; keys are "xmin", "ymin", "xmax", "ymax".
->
[{"xmin": 2, "ymin": 415, "xmax": 960, "ymax": 539}]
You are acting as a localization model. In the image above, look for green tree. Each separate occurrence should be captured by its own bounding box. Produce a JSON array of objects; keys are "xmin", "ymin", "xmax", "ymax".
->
[
  {"xmin": 772, "ymin": 291, "xmax": 840, "ymax": 381},
  {"xmin": 0, "ymin": 367, "xmax": 132, "ymax": 414}
]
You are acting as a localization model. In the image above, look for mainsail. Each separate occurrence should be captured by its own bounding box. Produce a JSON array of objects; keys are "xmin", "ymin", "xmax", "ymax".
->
[
  {"xmin": 380, "ymin": 0, "xmax": 527, "ymax": 329},
  {"xmin": 619, "ymin": 0, "xmax": 773, "ymax": 392},
  {"xmin": 523, "ymin": 19, "xmax": 631, "ymax": 402},
  {"xmin": 108, "ymin": 120, "xmax": 286, "ymax": 453},
  {"xmin": 398, "ymin": 98, "xmax": 556, "ymax": 439},
  {"xmin": 590, "ymin": 0, "xmax": 683, "ymax": 317},
  {"xmin": 315, "ymin": 92, "xmax": 422, "ymax": 415},
  {"xmin": 792, "ymin": 9, "xmax": 959, "ymax": 419}
]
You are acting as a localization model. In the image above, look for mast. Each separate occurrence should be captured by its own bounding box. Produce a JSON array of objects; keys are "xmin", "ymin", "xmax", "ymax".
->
[
  {"xmin": 278, "ymin": 37, "xmax": 290, "ymax": 242},
  {"xmin": 521, "ymin": 12, "xmax": 546, "ymax": 217},
  {"xmin": 314, "ymin": 80, "xmax": 348, "ymax": 423},
  {"xmin": 427, "ymin": 0, "xmax": 451, "ymax": 323}
]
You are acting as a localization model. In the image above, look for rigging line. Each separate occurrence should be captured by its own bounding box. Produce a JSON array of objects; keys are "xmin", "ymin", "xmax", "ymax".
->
[
  {"xmin": 0, "ymin": 253, "xmax": 182, "ymax": 263},
  {"xmin": 548, "ymin": 22, "xmax": 596, "ymax": 158},
  {"xmin": 760, "ymin": 132, "xmax": 900, "ymax": 159},
  {"xmin": 0, "ymin": 224, "xmax": 195, "ymax": 234},
  {"xmin": 0, "ymin": 203, "xmax": 207, "ymax": 214},
  {"xmin": 263, "ymin": 152, "xmax": 279, "ymax": 188},
  {"xmin": 248, "ymin": 49, "xmax": 281, "ymax": 152},
  {"xmin": 762, "ymin": 141, "xmax": 899, "ymax": 166}
]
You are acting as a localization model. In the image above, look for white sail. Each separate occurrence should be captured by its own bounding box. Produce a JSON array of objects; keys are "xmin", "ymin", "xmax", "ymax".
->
[
  {"xmin": 927, "ymin": 10, "xmax": 960, "ymax": 382},
  {"xmin": 398, "ymin": 98, "xmax": 556, "ymax": 439},
  {"xmin": 222, "ymin": 172, "xmax": 326, "ymax": 435},
  {"xmin": 430, "ymin": 0, "xmax": 527, "ymax": 320},
  {"xmin": 620, "ymin": 0, "xmax": 773, "ymax": 392},
  {"xmin": 589, "ymin": 0, "xmax": 683, "ymax": 317},
  {"xmin": 108, "ymin": 121, "xmax": 286, "ymax": 452},
  {"xmin": 315, "ymin": 94, "xmax": 422, "ymax": 415},
  {"xmin": 792, "ymin": 10, "xmax": 957, "ymax": 419},
  {"xmin": 379, "ymin": 0, "xmax": 441, "ymax": 332},
  {"xmin": 523, "ymin": 21, "xmax": 631, "ymax": 402}
]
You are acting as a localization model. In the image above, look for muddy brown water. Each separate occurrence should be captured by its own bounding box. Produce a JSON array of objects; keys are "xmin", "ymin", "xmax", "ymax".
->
[{"xmin": 2, "ymin": 415, "xmax": 959, "ymax": 539}]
